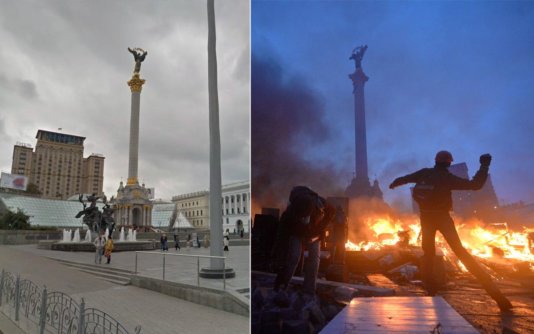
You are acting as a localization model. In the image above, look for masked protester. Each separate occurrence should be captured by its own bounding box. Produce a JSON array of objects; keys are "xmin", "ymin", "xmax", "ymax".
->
[
  {"xmin": 389, "ymin": 151, "xmax": 512, "ymax": 312},
  {"xmin": 273, "ymin": 186, "xmax": 335, "ymax": 296}
]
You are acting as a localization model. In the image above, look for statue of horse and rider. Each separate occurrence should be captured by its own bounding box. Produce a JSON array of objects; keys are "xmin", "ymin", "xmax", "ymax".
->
[{"xmin": 75, "ymin": 193, "xmax": 115, "ymax": 238}]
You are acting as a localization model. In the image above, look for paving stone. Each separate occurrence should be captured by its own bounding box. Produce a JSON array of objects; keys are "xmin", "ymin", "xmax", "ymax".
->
[{"xmin": 0, "ymin": 245, "xmax": 248, "ymax": 334}]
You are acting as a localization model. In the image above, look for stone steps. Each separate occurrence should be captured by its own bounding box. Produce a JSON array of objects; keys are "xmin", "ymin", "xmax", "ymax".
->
[
  {"xmin": 236, "ymin": 287, "xmax": 250, "ymax": 299},
  {"xmin": 50, "ymin": 258, "xmax": 134, "ymax": 285}
]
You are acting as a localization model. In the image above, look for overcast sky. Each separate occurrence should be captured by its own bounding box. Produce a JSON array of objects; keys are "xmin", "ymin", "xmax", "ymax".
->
[
  {"xmin": 252, "ymin": 0, "xmax": 534, "ymax": 211},
  {"xmin": 0, "ymin": 0, "xmax": 250, "ymax": 200}
]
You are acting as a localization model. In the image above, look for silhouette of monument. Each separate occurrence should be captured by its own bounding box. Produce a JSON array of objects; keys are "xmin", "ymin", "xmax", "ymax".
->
[{"xmin": 345, "ymin": 45, "xmax": 382, "ymax": 199}]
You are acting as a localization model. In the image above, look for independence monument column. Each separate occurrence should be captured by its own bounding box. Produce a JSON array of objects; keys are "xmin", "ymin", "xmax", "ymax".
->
[
  {"xmin": 114, "ymin": 48, "xmax": 153, "ymax": 230},
  {"xmin": 345, "ymin": 45, "xmax": 382, "ymax": 199},
  {"xmin": 127, "ymin": 47, "xmax": 147, "ymax": 186}
]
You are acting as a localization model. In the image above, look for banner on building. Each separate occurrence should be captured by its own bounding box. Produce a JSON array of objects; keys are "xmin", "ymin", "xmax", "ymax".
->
[{"xmin": 0, "ymin": 172, "xmax": 28, "ymax": 191}]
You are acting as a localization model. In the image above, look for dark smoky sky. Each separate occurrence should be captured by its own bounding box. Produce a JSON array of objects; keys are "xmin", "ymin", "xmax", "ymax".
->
[
  {"xmin": 252, "ymin": 0, "xmax": 534, "ymax": 211},
  {"xmin": 251, "ymin": 54, "xmax": 345, "ymax": 209}
]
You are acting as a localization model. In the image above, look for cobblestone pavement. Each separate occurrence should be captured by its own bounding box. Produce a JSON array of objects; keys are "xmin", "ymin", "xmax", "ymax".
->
[{"xmin": 0, "ymin": 245, "xmax": 250, "ymax": 334}]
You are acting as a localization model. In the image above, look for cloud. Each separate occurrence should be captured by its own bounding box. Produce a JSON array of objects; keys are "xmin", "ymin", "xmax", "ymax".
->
[{"xmin": 0, "ymin": 0, "xmax": 249, "ymax": 200}]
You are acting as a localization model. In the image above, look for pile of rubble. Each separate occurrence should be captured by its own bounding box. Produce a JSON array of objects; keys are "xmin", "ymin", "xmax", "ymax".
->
[{"xmin": 251, "ymin": 271, "xmax": 394, "ymax": 334}]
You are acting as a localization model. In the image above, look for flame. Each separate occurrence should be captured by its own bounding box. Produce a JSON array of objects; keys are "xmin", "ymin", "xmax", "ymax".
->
[
  {"xmin": 345, "ymin": 215, "xmax": 420, "ymax": 251},
  {"xmin": 345, "ymin": 214, "xmax": 534, "ymax": 265}
]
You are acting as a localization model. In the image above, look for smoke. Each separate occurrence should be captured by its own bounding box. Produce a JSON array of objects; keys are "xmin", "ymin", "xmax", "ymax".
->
[{"xmin": 251, "ymin": 54, "xmax": 345, "ymax": 214}]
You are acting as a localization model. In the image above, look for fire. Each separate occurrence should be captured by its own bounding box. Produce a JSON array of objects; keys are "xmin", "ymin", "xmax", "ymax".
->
[
  {"xmin": 345, "ymin": 216, "xmax": 420, "ymax": 251},
  {"xmin": 345, "ymin": 215, "xmax": 534, "ymax": 264}
]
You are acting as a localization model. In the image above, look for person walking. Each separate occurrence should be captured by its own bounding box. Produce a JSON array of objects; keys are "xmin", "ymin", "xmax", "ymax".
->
[
  {"xmin": 93, "ymin": 234, "xmax": 105, "ymax": 264},
  {"xmin": 173, "ymin": 232, "xmax": 180, "ymax": 251},
  {"xmin": 389, "ymin": 151, "xmax": 512, "ymax": 312},
  {"xmin": 104, "ymin": 236, "xmax": 114, "ymax": 264},
  {"xmin": 223, "ymin": 233, "xmax": 230, "ymax": 251},
  {"xmin": 160, "ymin": 233, "xmax": 168, "ymax": 251}
]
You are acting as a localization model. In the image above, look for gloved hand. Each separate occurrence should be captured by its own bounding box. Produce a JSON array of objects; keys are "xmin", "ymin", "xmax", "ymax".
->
[{"xmin": 479, "ymin": 153, "xmax": 492, "ymax": 167}]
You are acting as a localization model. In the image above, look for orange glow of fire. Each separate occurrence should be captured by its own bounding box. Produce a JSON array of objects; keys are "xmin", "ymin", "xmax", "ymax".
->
[
  {"xmin": 345, "ymin": 215, "xmax": 534, "ymax": 264},
  {"xmin": 345, "ymin": 216, "xmax": 420, "ymax": 251}
]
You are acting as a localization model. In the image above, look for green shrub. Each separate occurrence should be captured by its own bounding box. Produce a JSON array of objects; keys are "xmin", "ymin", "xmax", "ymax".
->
[{"xmin": 0, "ymin": 209, "xmax": 31, "ymax": 230}]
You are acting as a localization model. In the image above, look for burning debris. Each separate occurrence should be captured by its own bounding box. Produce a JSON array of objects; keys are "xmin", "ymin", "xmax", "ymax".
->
[{"xmin": 252, "ymin": 193, "xmax": 533, "ymax": 333}]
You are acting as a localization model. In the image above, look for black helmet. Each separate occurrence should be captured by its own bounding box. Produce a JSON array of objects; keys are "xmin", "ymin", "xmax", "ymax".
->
[{"xmin": 435, "ymin": 150, "xmax": 453, "ymax": 164}]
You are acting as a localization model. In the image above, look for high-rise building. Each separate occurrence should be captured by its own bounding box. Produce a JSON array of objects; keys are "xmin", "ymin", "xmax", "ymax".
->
[
  {"xmin": 10, "ymin": 129, "xmax": 105, "ymax": 199},
  {"xmin": 448, "ymin": 162, "xmax": 499, "ymax": 218}
]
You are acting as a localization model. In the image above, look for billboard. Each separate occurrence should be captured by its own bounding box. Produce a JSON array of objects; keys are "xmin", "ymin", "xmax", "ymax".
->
[{"xmin": 0, "ymin": 172, "xmax": 28, "ymax": 191}]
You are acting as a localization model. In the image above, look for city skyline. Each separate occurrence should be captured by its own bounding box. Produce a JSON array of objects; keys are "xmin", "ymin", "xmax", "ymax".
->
[{"xmin": 0, "ymin": 0, "xmax": 250, "ymax": 200}]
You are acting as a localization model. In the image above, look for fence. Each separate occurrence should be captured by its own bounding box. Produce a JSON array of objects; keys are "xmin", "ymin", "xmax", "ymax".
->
[
  {"xmin": 0, "ymin": 269, "xmax": 140, "ymax": 334},
  {"xmin": 134, "ymin": 251, "xmax": 228, "ymax": 290}
]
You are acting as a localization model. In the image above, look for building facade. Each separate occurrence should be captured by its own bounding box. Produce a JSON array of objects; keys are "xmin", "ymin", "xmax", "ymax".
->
[
  {"xmin": 10, "ymin": 130, "xmax": 105, "ymax": 200},
  {"xmin": 172, "ymin": 191, "xmax": 209, "ymax": 229},
  {"xmin": 222, "ymin": 181, "xmax": 250, "ymax": 233},
  {"xmin": 171, "ymin": 180, "xmax": 250, "ymax": 233}
]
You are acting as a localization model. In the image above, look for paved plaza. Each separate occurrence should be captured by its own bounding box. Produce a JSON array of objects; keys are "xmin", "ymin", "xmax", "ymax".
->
[{"xmin": 0, "ymin": 244, "xmax": 250, "ymax": 334}]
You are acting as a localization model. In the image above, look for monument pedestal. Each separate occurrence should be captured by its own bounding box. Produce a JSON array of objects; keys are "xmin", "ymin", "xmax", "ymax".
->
[
  {"xmin": 114, "ymin": 181, "xmax": 153, "ymax": 230},
  {"xmin": 345, "ymin": 176, "xmax": 383, "ymax": 199}
]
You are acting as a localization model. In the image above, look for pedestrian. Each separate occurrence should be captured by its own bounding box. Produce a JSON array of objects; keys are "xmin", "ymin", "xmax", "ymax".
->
[
  {"xmin": 273, "ymin": 186, "xmax": 335, "ymax": 297},
  {"xmin": 389, "ymin": 151, "xmax": 512, "ymax": 312},
  {"xmin": 240, "ymin": 229, "xmax": 244, "ymax": 239},
  {"xmin": 223, "ymin": 235, "xmax": 229, "ymax": 251},
  {"xmin": 196, "ymin": 235, "xmax": 201, "ymax": 248},
  {"xmin": 93, "ymin": 234, "xmax": 105, "ymax": 264},
  {"xmin": 173, "ymin": 232, "xmax": 180, "ymax": 251},
  {"xmin": 104, "ymin": 236, "xmax": 114, "ymax": 264},
  {"xmin": 160, "ymin": 233, "xmax": 168, "ymax": 251}
]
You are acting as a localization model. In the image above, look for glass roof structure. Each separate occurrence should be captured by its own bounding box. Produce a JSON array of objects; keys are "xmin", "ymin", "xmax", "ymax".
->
[
  {"xmin": 0, "ymin": 193, "xmax": 100, "ymax": 228},
  {"xmin": 0, "ymin": 193, "xmax": 193, "ymax": 229},
  {"xmin": 151, "ymin": 204, "xmax": 193, "ymax": 229}
]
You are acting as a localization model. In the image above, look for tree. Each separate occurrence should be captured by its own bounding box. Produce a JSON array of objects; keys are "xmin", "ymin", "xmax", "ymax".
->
[
  {"xmin": 25, "ymin": 183, "xmax": 42, "ymax": 196},
  {"xmin": 0, "ymin": 208, "xmax": 31, "ymax": 230}
]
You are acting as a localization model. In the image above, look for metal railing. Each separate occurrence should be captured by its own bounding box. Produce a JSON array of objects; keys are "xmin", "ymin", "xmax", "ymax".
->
[
  {"xmin": 134, "ymin": 251, "xmax": 228, "ymax": 290},
  {"xmin": 0, "ymin": 269, "xmax": 140, "ymax": 334}
]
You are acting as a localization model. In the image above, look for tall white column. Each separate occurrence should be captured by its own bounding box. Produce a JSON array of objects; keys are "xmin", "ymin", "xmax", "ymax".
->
[
  {"xmin": 127, "ymin": 74, "xmax": 145, "ymax": 185},
  {"xmin": 207, "ymin": 0, "xmax": 224, "ymax": 270}
]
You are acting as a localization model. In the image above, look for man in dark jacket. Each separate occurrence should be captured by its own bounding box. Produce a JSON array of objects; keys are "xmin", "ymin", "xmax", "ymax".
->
[
  {"xmin": 389, "ymin": 151, "xmax": 512, "ymax": 312},
  {"xmin": 273, "ymin": 186, "xmax": 335, "ymax": 295}
]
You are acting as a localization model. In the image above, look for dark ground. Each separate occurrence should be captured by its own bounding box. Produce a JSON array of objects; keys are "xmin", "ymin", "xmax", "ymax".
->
[{"xmin": 252, "ymin": 270, "xmax": 534, "ymax": 334}]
